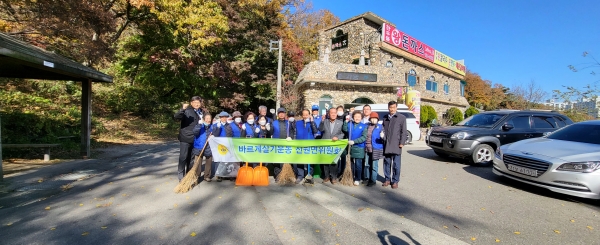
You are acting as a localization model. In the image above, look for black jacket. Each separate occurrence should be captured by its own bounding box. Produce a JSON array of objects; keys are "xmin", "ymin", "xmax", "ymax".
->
[{"xmin": 174, "ymin": 107, "xmax": 201, "ymax": 143}]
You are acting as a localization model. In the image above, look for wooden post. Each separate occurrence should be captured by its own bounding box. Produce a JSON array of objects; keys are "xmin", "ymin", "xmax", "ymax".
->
[{"xmin": 81, "ymin": 79, "xmax": 92, "ymax": 159}]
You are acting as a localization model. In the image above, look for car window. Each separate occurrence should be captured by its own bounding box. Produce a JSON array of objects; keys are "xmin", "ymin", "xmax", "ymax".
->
[
  {"xmin": 506, "ymin": 116, "xmax": 530, "ymax": 129},
  {"xmin": 456, "ymin": 113, "xmax": 505, "ymax": 128},
  {"xmin": 547, "ymin": 124, "xmax": 600, "ymax": 145},
  {"xmin": 375, "ymin": 111, "xmax": 415, "ymax": 120},
  {"xmin": 532, "ymin": 116, "xmax": 555, "ymax": 129},
  {"xmin": 554, "ymin": 116, "xmax": 566, "ymax": 127},
  {"xmin": 399, "ymin": 112, "xmax": 416, "ymax": 119}
]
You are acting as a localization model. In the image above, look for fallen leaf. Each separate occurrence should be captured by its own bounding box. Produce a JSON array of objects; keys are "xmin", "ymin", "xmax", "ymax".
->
[
  {"xmin": 471, "ymin": 237, "xmax": 476, "ymax": 241},
  {"xmin": 446, "ymin": 206, "xmax": 452, "ymax": 209},
  {"xmin": 45, "ymin": 206, "xmax": 51, "ymax": 210},
  {"xmin": 454, "ymin": 225, "xmax": 460, "ymax": 230},
  {"xmin": 38, "ymin": 179, "xmax": 44, "ymax": 183},
  {"xmin": 481, "ymin": 208, "xmax": 486, "ymax": 211},
  {"xmin": 490, "ymin": 211, "xmax": 495, "ymax": 214},
  {"xmin": 156, "ymin": 189, "xmax": 160, "ymax": 192},
  {"xmin": 495, "ymin": 238, "xmax": 500, "ymax": 242},
  {"xmin": 174, "ymin": 204, "xmax": 178, "ymax": 208},
  {"xmin": 186, "ymin": 196, "xmax": 190, "ymax": 199},
  {"xmin": 442, "ymin": 177, "xmax": 447, "ymax": 180},
  {"xmin": 6, "ymin": 222, "xmax": 12, "ymax": 226},
  {"xmin": 283, "ymin": 230, "xmax": 287, "ymax": 233},
  {"xmin": 82, "ymin": 232, "xmax": 89, "ymax": 236},
  {"xmin": 328, "ymin": 213, "xmax": 332, "ymax": 216},
  {"xmin": 400, "ymin": 216, "xmax": 405, "ymax": 218},
  {"xmin": 194, "ymin": 213, "xmax": 198, "ymax": 215},
  {"xmin": 101, "ymin": 226, "xmax": 107, "ymax": 229},
  {"xmin": 587, "ymin": 226, "xmax": 593, "ymax": 230},
  {"xmin": 337, "ymin": 234, "xmax": 340, "ymax": 236},
  {"xmin": 218, "ymin": 196, "xmax": 222, "ymax": 199},
  {"xmin": 332, "ymin": 223, "xmax": 337, "ymax": 227},
  {"xmin": 554, "ymin": 230, "xmax": 561, "ymax": 234},
  {"xmin": 488, "ymin": 186, "xmax": 492, "ymax": 188},
  {"xmin": 50, "ymin": 227, "xmax": 56, "ymax": 230},
  {"xmin": 109, "ymin": 182, "xmax": 113, "ymax": 184},
  {"xmin": 570, "ymin": 219, "xmax": 575, "ymax": 223},
  {"xmin": 190, "ymin": 232, "xmax": 196, "ymax": 237},
  {"xmin": 358, "ymin": 208, "xmax": 364, "ymax": 212},
  {"xmin": 315, "ymin": 230, "xmax": 320, "ymax": 233},
  {"xmin": 79, "ymin": 203, "xmax": 84, "ymax": 206},
  {"xmin": 295, "ymin": 193, "xmax": 300, "ymax": 198},
  {"xmin": 122, "ymin": 194, "xmax": 127, "ymax": 197},
  {"xmin": 443, "ymin": 226, "xmax": 448, "ymax": 229},
  {"xmin": 514, "ymin": 231, "xmax": 521, "ymax": 235}
]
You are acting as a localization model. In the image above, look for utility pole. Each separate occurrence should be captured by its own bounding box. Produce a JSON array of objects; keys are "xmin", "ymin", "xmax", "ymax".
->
[
  {"xmin": 270, "ymin": 39, "xmax": 283, "ymax": 109},
  {"xmin": 0, "ymin": 116, "xmax": 3, "ymax": 181}
]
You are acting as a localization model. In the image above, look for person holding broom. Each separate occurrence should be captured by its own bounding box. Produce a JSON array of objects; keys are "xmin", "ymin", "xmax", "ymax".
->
[
  {"xmin": 270, "ymin": 108, "xmax": 296, "ymax": 183},
  {"xmin": 173, "ymin": 96, "xmax": 203, "ymax": 182},
  {"xmin": 295, "ymin": 108, "xmax": 319, "ymax": 184},
  {"xmin": 318, "ymin": 107, "xmax": 345, "ymax": 185},
  {"xmin": 364, "ymin": 112, "xmax": 384, "ymax": 187},
  {"xmin": 343, "ymin": 110, "xmax": 368, "ymax": 186},
  {"xmin": 192, "ymin": 113, "xmax": 214, "ymax": 183}
]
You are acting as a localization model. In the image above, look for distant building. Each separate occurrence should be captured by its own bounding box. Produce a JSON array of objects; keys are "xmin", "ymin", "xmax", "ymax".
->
[
  {"xmin": 294, "ymin": 12, "xmax": 469, "ymax": 120},
  {"xmin": 542, "ymin": 99, "xmax": 569, "ymax": 111},
  {"xmin": 572, "ymin": 98, "xmax": 600, "ymax": 118}
]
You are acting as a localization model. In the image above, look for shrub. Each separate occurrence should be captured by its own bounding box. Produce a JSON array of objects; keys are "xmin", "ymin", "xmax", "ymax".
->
[
  {"xmin": 420, "ymin": 105, "xmax": 437, "ymax": 127},
  {"xmin": 447, "ymin": 107, "xmax": 464, "ymax": 125},
  {"xmin": 465, "ymin": 106, "xmax": 479, "ymax": 118}
]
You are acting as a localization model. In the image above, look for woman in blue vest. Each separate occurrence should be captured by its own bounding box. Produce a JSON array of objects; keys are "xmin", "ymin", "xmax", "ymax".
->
[
  {"xmin": 364, "ymin": 112, "xmax": 384, "ymax": 187},
  {"xmin": 343, "ymin": 110, "xmax": 368, "ymax": 186},
  {"xmin": 241, "ymin": 112, "xmax": 264, "ymax": 167},
  {"xmin": 212, "ymin": 111, "xmax": 230, "ymax": 182},
  {"xmin": 225, "ymin": 111, "xmax": 243, "ymax": 138},
  {"xmin": 295, "ymin": 109, "xmax": 318, "ymax": 184},
  {"xmin": 192, "ymin": 113, "xmax": 214, "ymax": 182}
]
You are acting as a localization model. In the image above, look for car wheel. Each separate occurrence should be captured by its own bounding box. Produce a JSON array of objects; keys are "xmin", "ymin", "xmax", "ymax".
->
[
  {"xmin": 405, "ymin": 131, "xmax": 412, "ymax": 144},
  {"xmin": 433, "ymin": 150, "xmax": 449, "ymax": 158},
  {"xmin": 471, "ymin": 144, "xmax": 494, "ymax": 167}
]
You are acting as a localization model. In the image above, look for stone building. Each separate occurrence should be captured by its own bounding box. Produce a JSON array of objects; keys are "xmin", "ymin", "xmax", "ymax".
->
[{"xmin": 294, "ymin": 12, "xmax": 469, "ymax": 120}]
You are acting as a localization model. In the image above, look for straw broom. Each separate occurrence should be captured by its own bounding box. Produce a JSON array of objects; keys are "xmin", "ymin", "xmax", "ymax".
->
[
  {"xmin": 173, "ymin": 132, "xmax": 212, "ymax": 194},
  {"xmin": 278, "ymin": 122, "xmax": 297, "ymax": 185},
  {"xmin": 340, "ymin": 144, "xmax": 354, "ymax": 186}
]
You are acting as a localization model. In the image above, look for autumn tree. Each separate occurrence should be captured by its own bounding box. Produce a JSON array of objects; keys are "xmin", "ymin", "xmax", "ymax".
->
[{"xmin": 509, "ymin": 80, "xmax": 547, "ymax": 110}]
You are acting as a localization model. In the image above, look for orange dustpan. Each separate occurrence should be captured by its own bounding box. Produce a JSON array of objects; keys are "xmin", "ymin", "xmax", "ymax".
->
[
  {"xmin": 252, "ymin": 162, "xmax": 269, "ymax": 186},
  {"xmin": 236, "ymin": 162, "xmax": 254, "ymax": 186}
]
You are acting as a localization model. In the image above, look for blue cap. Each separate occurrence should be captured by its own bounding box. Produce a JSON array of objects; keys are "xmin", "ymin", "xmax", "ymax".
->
[
  {"xmin": 311, "ymin": 105, "xmax": 319, "ymax": 111},
  {"xmin": 217, "ymin": 111, "xmax": 229, "ymax": 117}
]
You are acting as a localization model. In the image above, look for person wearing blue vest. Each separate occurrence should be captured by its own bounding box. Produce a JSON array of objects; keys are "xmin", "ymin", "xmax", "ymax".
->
[
  {"xmin": 192, "ymin": 113, "xmax": 214, "ymax": 182},
  {"xmin": 343, "ymin": 110, "xmax": 368, "ymax": 186},
  {"xmin": 211, "ymin": 111, "xmax": 230, "ymax": 182},
  {"xmin": 295, "ymin": 109, "xmax": 318, "ymax": 184},
  {"xmin": 270, "ymin": 107, "xmax": 296, "ymax": 182},
  {"xmin": 311, "ymin": 105, "xmax": 323, "ymax": 138},
  {"xmin": 225, "ymin": 111, "xmax": 243, "ymax": 138},
  {"xmin": 258, "ymin": 105, "xmax": 274, "ymax": 124},
  {"xmin": 364, "ymin": 112, "xmax": 384, "ymax": 186}
]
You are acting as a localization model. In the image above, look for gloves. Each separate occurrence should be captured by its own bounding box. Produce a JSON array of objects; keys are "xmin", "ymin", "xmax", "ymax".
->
[
  {"xmin": 286, "ymin": 137, "xmax": 292, "ymax": 141},
  {"xmin": 242, "ymin": 124, "xmax": 246, "ymax": 130},
  {"xmin": 216, "ymin": 122, "xmax": 222, "ymax": 128},
  {"xmin": 349, "ymin": 140, "xmax": 354, "ymax": 145},
  {"xmin": 255, "ymin": 127, "xmax": 261, "ymax": 133},
  {"xmin": 209, "ymin": 135, "xmax": 215, "ymax": 139},
  {"xmin": 198, "ymin": 119, "xmax": 204, "ymax": 125},
  {"xmin": 380, "ymin": 131, "xmax": 385, "ymax": 139},
  {"xmin": 265, "ymin": 123, "xmax": 271, "ymax": 131}
]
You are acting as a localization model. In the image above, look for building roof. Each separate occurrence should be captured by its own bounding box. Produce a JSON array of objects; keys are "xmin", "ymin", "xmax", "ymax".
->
[
  {"xmin": 323, "ymin": 12, "xmax": 393, "ymax": 32},
  {"xmin": 0, "ymin": 32, "xmax": 113, "ymax": 83}
]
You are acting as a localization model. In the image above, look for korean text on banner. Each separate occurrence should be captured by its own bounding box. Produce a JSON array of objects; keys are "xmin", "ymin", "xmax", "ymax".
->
[
  {"xmin": 434, "ymin": 50, "xmax": 466, "ymax": 76},
  {"xmin": 208, "ymin": 138, "xmax": 348, "ymax": 164},
  {"xmin": 382, "ymin": 23, "xmax": 435, "ymax": 62}
]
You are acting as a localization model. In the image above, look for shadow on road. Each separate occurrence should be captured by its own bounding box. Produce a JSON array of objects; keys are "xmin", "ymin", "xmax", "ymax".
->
[
  {"xmin": 377, "ymin": 230, "xmax": 422, "ymax": 245},
  {"xmin": 406, "ymin": 149, "xmax": 469, "ymax": 166}
]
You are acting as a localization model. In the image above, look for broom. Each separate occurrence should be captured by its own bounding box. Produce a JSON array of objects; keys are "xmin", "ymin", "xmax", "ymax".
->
[
  {"xmin": 278, "ymin": 121, "xmax": 297, "ymax": 186},
  {"xmin": 173, "ymin": 132, "xmax": 212, "ymax": 194},
  {"xmin": 340, "ymin": 144, "xmax": 354, "ymax": 186}
]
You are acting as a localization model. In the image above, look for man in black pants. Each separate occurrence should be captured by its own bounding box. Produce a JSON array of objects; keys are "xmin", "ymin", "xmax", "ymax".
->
[
  {"xmin": 318, "ymin": 107, "xmax": 345, "ymax": 185},
  {"xmin": 174, "ymin": 96, "xmax": 203, "ymax": 181}
]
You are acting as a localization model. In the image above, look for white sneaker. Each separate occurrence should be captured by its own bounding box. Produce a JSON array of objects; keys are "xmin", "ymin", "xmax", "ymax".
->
[{"xmin": 353, "ymin": 181, "xmax": 359, "ymax": 186}]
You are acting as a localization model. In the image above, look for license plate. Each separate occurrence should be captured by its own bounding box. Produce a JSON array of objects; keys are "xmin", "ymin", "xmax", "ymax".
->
[
  {"xmin": 507, "ymin": 164, "xmax": 538, "ymax": 177},
  {"xmin": 429, "ymin": 136, "xmax": 443, "ymax": 143}
]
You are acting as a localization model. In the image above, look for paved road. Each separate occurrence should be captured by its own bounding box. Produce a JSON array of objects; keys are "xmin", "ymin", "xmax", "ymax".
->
[{"xmin": 0, "ymin": 141, "xmax": 598, "ymax": 244}]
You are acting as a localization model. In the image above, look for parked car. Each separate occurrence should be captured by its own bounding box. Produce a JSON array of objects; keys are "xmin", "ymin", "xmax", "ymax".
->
[
  {"xmin": 493, "ymin": 120, "xmax": 600, "ymax": 200},
  {"xmin": 426, "ymin": 110, "xmax": 573, "ymax": 166},
  {"xmin": 355, "ymin": 104, "xmax": 421, "ymax": 144}
]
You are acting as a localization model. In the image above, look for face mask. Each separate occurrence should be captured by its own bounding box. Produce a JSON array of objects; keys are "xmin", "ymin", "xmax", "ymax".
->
[
  {"xmin": 305, "ymin": 119, "xmax": 311, "ymax": 123},
  {"xmin": 203, "ymin": 122, "xmax": 210, "ymax": 126},
  {"xmin": 259, "ymin": 121, "xmax": 266, "ymax": 126},
  {"xmin": 247, "ymin": 119, "xmax": 255, "ymax": 125},
  {"xmin": 234, "ymin": 118, "xmax": 241, "ymax": 123},
  {"xmin": 227, "ymin": 120, "xmax": 233, "ymax": 124},
  {"xmin": 337, "ymin": 112, "xmax": 343, "ymax": 116},
  {"xmin": 289, "ymin": 118, "xmax": 295, "ymax": 122},
  {"xmin": 371, "ymin": 119, "xmax": 378, "ymax": 124}
]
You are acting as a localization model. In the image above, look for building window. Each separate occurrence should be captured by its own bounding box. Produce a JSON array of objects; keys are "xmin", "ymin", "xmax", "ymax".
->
[
  {"xmin": 407, "ymin": 69, "xmax": 417, "ymax": 87},
  {"xmin": 426, "ymin": 76, "xmax": 437, "ymax": 92},
  {"xmin": 443, "ymin": 82, "xmax": 450, "ymax": 95},
  {"xmin": 460, "ymin": 81, "xmax": 466, "ymax": 97},
  {"xmin": 335, "ymin": 29, "xmax": 344, "ymax": 37},
  {"xmin": 385, "ymin": 61, "xmax": 393, "ymax": 67}
]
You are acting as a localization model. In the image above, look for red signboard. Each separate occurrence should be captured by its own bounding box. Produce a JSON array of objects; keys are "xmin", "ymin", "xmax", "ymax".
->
[{"xmin": 382, "ymin": 23, "xmax": 435, "ymax": 63}]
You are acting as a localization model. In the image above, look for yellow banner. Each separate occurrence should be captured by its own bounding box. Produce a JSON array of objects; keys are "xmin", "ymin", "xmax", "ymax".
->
[{"xmin": 434, "ymin": 50, "xmax": 466, "ymax": 76}]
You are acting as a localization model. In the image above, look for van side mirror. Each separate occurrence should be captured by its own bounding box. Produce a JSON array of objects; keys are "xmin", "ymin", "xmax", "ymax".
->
[
  {"xmin": 430, "ymin": 119, "xmax": 439, "ymax": 127},
  {"xmin": 502, "ymin": 124, "xmax": 514, "ymax": 131}
]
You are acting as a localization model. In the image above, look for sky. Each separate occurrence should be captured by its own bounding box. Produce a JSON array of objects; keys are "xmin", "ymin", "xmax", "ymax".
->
[{"xmin": 311, "ymin": 0, "xmax": 600, "ymax": 101}]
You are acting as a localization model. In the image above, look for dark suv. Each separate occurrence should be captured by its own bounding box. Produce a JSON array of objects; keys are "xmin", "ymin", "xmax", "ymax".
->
[{"xmin": 426, "ymin": 110, "xmax": 573, "ymax": 166}]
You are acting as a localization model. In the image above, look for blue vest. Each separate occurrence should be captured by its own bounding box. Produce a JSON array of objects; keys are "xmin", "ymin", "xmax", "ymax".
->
[
  {"xmin": 193, "ymin": 124, "xmax": 211, "ymax": 149},
  {"xmin": 371, "ymin": 124, "xmax": 384, "ymax": 150},
  {"xmin": 244, "ymin": 123, "xmax": 259, "ymax": 138},
  {"xmin": 313, "ymin": 116, "xmax": 322, "ymax": 135},
  {"xmin": 273, "ymin": 120, "xmax": 288, "ymax": 139},
  {"xmin": 214, "ymin": 124, "xmax": 227, "ymax": 137},
  {"xmin": 295, "ymin": 120, "xmax": 315, "ymax": 140},
  {"xmin": 348, "ymin": 122, "xmax": 366, "ymax": 148},
  {"xmin": 230, "ymin": 123, "xmax": 242, "ymax": 138}
]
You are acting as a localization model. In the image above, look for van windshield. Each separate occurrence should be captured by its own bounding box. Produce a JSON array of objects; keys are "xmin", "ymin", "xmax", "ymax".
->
[
  {"xmin": 456, "ymin": 113, "xmax": 505, "ymax": 128},
  {"xmin": 375, "ymin": 111, "xmax": 416, "ymax": 120}
]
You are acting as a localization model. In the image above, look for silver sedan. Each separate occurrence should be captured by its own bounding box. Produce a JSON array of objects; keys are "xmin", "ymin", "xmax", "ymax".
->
[{"xmin": 493, "ymin": 120, "xmax": 600, "ymax": 200}]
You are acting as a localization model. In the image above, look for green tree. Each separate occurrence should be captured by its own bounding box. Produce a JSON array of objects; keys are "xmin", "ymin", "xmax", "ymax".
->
[
  {"xmin": 465, "ymin": 106, "xmax": 479, "ymax": 118},
  {"xmin": 420, "ymin": 105, "xmax": 437, "ymax": 127},
  {"xmin": 446, "ymin": 107, "xmax": 464, "ymax": 125}
]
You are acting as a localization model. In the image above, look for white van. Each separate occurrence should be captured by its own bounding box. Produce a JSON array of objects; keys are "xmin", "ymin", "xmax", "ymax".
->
[{"xmin": 355, "ymin": 104, "xmax": 421, "ymax": 144}]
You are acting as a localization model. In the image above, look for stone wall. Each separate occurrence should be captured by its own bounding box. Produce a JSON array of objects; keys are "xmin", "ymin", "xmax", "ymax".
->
[
  {"xmin": 298, "ymin": 82, "xmax": 397, "ymax": 109},
  {"xmin": 320, "ymin": 18, "xmax": 380, "ymax": 65}
]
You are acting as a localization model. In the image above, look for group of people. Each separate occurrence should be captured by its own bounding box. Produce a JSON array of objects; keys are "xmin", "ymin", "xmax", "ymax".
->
[{"xmin": 174, "ymin": 96, "xmax": 408, "ymax": 189}]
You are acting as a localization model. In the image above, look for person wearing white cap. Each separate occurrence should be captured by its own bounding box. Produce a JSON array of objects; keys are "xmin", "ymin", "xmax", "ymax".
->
[{"xmin": 210, "ymin": 111, "xmax": 230, "ymax": 182}]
